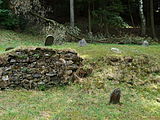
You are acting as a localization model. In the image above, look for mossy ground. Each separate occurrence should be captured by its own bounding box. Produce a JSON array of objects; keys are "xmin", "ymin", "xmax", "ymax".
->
[{"xmin": 0, "ymin": 29, "xmax": 160, "ymax": 120}]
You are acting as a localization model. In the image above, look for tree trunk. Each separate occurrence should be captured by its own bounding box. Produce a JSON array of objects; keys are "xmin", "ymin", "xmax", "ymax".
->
[
  {"xmin": 145, "ymin": 0, "xmax": 151, "ymax": 35},
  {"xmin": 150, "ymin": 0, "xmax": 157, "ymax": 39},
  {"xmin": 70, "ymin": 0, "xmax": 75, "ymax": 27},
  {"xmin": 128, "ymin": 0, "xmax": 135, "ymax": 27},
  {"xmin": 88, "ymin": 1, "xmax": 92, "ymax": 33},
  {"xmin": 139, "ymin": 0, "xmax": 146, "ymax": 36}
]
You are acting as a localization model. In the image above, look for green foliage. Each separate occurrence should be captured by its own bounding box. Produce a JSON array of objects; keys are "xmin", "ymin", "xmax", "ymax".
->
[
  {"xmin": 38, "ymin": 84, "xmax": 47, "ymax": 91},
  {"xmin": 92, "ymin": 0, "xmax": 128, "ymax": 28},
  {"xmin": 0, "ymin": 0, "xmax": 20, "ymax": 29}
]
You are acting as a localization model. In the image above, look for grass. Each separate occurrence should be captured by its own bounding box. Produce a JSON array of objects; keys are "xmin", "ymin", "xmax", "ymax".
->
[{"xmin": 0, "ymin": 29, "xmax": 160, "ymax": 120}]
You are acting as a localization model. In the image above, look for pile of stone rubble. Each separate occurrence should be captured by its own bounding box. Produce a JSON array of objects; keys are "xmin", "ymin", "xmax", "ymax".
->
[{"xmin": 0, "ymin": 47, "xmax": 83, "ymax": 90}]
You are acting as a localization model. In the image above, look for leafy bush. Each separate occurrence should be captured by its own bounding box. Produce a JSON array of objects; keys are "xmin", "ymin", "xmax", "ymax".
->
[
  {"xmin": 0, "ymin": 0, "xmax": 23, "ymax": 29},
  {"xmin": 0, "ymin": 9, "xmax": 19, "ymax": 29}
]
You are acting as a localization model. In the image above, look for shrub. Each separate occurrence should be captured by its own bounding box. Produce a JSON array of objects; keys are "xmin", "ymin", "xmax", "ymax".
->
[{"xmin": 0, "ymin": 9, "xmax": 19, "ymax": 29}]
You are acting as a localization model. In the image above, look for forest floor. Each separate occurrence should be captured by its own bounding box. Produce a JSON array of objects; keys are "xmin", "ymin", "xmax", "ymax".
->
[{"xmin": 0, "ymin": 29, "xmax": 160, "ymax": 120}]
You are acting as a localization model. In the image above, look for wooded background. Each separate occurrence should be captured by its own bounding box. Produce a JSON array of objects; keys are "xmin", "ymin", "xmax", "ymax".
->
[{"xmin": 0, "ymin": 0, "xmax": 160, "ymax": 40}]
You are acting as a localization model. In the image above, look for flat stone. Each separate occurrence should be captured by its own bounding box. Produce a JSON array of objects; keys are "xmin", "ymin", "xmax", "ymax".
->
[
  {"xmin": 46, "ymin": 72, "xmax": 56, "ymax": 77},
  {"xmin": 10, "ymin": 59, "xmax": 16, "ymax": 63},
  {"xmin": 111, "ymin": 48, "xmax": 121, "ymax": 53},
  {"xmin": 33, "ymin": 74, "xmax": 42, "ymax": 78}
]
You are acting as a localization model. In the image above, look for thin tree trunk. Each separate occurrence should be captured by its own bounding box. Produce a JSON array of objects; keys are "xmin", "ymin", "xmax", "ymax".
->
[
  {"xmin": 88, "ymin": 1, "xmax": 92, "ymax": 33},
  {"xmin": 139, "ymin": 0, "xmax": 146, "ymax": 36},
  {"xmin": 146, "ymin": 0, "xmax": 151, "ymax": 35},
  {"xmin": 150, "ymin": 0, "xmax": 157, "ymax": 40},
  {"xmin": 105, "ymin": 23, "xmax": 109, "ymax": 36},
  {"xmin": 128, "ymin": 0, "xmax": 135, "ymax": 27},
  {"xmin": 70, "ymin": 0, "xmax": 74, "ymax": 27}
]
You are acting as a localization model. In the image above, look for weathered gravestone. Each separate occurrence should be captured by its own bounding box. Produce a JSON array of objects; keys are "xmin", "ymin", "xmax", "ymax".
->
[
  {"xmin": 142, "ymin": 40, "xmax": 149, "ymax": 46},
  {"xmin": 79, "ymin": 38, "xmax": 87, "ymax": 47},
  {"xmin": 45, "ymin": 35, "xmax": 54, "ymax": 46},
  {"xmin": 109, "ymin": 88, "xmax": 121, "ymax": 104}
]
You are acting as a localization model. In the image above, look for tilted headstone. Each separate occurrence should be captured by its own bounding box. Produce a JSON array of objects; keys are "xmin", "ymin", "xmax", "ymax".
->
[
  {"xmin": 142, "ymin": 40, "xmax": 149, "ymax": 46},
  {"xmin": 45, "ymin": 35, "xmax": 54, "ymax": 46},
  {"xmin": 79, "ymin": 38, "xmax": 87, "ymax": 47}
]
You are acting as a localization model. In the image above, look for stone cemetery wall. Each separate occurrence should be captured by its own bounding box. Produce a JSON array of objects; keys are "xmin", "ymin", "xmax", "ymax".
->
[{"xmin": 0, "ymin": 47, "xmax": 83, "ymax": 90}]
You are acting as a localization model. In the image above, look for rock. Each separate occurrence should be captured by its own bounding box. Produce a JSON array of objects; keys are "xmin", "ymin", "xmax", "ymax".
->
[
  {"xmin": 10, "ymin": 59, "xmax": 16, "ymax": 63},
  {"xmin": 2, "ymin": 75, "xmax": 9, "ymax": 81},
  {"xmin": 79, "ymin": 38, "xmax": 87, "ymax": 47},
  {"xmin": 66, "ymin": 70, "xmax": 73, "ymax": 75},
  {"xmin": 45, "ymin": 35, "xmax": 54, "ymax": 46},
  {"xmin": 142, "ymin": 40, "xmax": 149, "ymax": 46},
  {"xmin": 111, "ymin": 48, "xmax": 121, "ymax": 53},
  {"xmin": 33, "ymin": 74, "xmax": 42, "ymax": 78},
  {"xmin": 46, "ymin": 72, "xmax": 57, "ymax": 77}
]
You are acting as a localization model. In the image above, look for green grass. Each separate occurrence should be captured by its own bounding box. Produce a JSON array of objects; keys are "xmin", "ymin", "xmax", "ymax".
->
[{"xmin": 0, "ymin": 29, "xmax": 160, "ymax": 120}]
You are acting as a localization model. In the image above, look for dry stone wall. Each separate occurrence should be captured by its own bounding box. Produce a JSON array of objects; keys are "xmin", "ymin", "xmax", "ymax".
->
[{"xmin": 0, "ymin": 47, "xmax": 83, "ymax": 90}]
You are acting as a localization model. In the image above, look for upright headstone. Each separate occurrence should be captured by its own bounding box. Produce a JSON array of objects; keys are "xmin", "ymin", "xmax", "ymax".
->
[
  {"xmin": 109, "ymin": 88, "xmax": 121, "ymax": 104},
  {"xmin": 45, "ymin": 35, "xmax": 54, "ymax": 46},
  {"xmin": 142, "ymin": 40, "xmax": 149, "ymax": 46},
  {"xmin": 79, "ymin": 38, "xmax": 87, "ymax": 47}
]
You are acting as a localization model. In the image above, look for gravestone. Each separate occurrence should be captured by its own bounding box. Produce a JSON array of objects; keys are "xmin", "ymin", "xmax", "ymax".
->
[
  {"xmin": 142, "ymin": 40, "xmax": 149, "ymax": 46},
  {"xmin": 109, "ymin": 88, "xmax": 121, "ymax": 104},
  {"xmin": 79, "ymin": 38, "xmax": 87, "ymax": 47},
  {"xmin": 45, "ymin": 35, "xmax": 54, "ymax": 46}
]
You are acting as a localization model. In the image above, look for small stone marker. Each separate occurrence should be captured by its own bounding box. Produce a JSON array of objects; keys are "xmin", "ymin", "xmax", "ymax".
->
[
  {"xmin": 142, "ymin": 40, "xmax": 149, "ymax": 46},
  {"xmin": 45, "ymin": 35, "xmax": 54, "ymax": 46},
  {"xmin": 111, "ymin": 48, "xmax": 121, "ymax": 53},
  {"xmin": 5, "ymin": 47, "xmax": 14, "ymax": 51},
  {"xmin": 109, "ymin": 88, "xmax": 121, "ymax": 104},
  {"xmin": 79, "ymin": 38, "xmax": 87, "ymax": 47}
]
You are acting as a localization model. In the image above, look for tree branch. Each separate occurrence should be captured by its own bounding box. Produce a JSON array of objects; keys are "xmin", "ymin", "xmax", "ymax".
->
[{"xmin": 30, "ymin": 12, "xmax": 82, "ymax": 40}]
